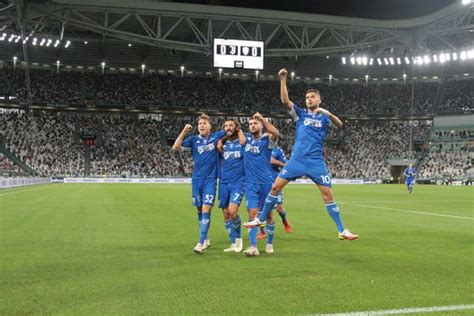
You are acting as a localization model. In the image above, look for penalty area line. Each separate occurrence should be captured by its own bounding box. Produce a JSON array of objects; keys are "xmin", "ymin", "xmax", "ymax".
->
[
  {"xmin": 313, "ymin": 303, "xmax": 474, "ymax": 315},
  {"xmin": 338, "ymin": 202, "xmax": 473, "ymax": 220}
]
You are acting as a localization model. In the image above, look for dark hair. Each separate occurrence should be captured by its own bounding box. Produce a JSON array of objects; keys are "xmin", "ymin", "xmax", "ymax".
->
[
  {"xmin": 222, "ymin": 118, "xmax": 241, "ymax": 130},
  {"xmin": 306, "ymin": 89, "xmax": 320, "ymax": 95}
]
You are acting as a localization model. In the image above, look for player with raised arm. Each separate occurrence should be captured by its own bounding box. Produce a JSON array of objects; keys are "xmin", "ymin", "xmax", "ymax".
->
[
  {"xmin": 242, "ymin": 112, "xmax": 279, "ymax": 257},
  {"xmin": 258, "ymin": 145, "xmax": 292, "ymax": 240},
  {"xmin": 404, "ymin": 163, "xmax": 416, "ymax": 194},
  {"xmin": 218, "ymin": 119, "xmax": 246, "ymax": 253},
  {"xmin": 244, "ymin": 69, "xmax": 358, "ymax": 242},
  {"xmin": 172, "ymin": 114, "xmax": 225, "ymax": 254}
]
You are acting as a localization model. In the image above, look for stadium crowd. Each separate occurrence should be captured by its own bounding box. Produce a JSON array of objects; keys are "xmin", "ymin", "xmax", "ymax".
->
[
  {"xmin": 2, "ymin": 110, "xmax": 451, "ymax": 180},
  {"xmin": 3, "ymin": 68, "xmax": 473, "ymax": 115}
]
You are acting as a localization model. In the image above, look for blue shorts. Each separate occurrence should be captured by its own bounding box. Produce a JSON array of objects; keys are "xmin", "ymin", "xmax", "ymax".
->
[
  {"xmin": 406, "ymin": 178, "xmax": 415, "ymax": 187},
  {"xmin": 218, "ymin": 182, "xmax": 244, "ymax": 209},
  {"xmin": 192, "ymin": 178, "xmax": 217, "ymax": 207},
  {"xmin": 279, "ymin": 158, "xmax": 332, "ymax": 187},
  {"xmin": 245, "ymin": 182, "xmax": 272, "ymax": 210}
]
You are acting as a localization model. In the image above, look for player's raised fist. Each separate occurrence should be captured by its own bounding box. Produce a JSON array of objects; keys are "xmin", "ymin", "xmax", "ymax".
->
[
  {"xmin": 184, "ymin": 124, "xmax": 193, "ymax": 132},
  {"xmin": 278, "ymin": 68, "xmax": 288, "ymax": 79}
]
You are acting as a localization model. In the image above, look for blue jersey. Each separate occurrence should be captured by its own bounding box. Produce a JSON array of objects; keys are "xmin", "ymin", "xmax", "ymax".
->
[
  {"xmin": 404, "ymin": 167, "xmax": 415, "ymax": 179},
  {"xmin": 182, "ymin": 130, "xmax": 225, "ymax": 179},
  {"xmin": 220, "ymin": 138, "xmax": 245, "ymax": 184},
  {"xmin": 289, "ymin": 103, "xmax": 331, "ymax": 160},
  {"xmin": 271, "ymin": 146, "xmax": 287, "ymax": 180},
  {"xmin": 243, "ymin": 133, "xmax": 275, "ymax": 184}
]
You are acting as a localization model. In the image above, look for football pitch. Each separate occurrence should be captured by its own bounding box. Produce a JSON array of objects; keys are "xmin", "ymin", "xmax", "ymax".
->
[{"xmin": 1, "ymin": 183, "xmax": 473, "ymax": 315}]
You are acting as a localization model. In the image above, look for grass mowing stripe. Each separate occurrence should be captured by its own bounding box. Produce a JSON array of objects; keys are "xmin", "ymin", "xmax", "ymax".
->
[
  {"xmin": 315, "ymin": 304, "xmax": 474, "ymax": 315},
  {"xmin": 0, "ymin": 184, "xmax": 53, "ymax": 196},
  {"xmin": 338, "ymin": 202, "xmax": 474, "ymax": 220}
]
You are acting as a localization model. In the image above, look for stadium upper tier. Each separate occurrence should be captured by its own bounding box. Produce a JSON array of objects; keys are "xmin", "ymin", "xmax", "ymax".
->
[{"xmin": 1, "ymin": 68, "xmax": 473, "ymax": 116}]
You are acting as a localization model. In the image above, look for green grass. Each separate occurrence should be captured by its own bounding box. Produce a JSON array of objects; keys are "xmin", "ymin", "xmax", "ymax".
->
[{"xmin": 1, "ymin": 184, "xmax": 473, "ymax": 315}]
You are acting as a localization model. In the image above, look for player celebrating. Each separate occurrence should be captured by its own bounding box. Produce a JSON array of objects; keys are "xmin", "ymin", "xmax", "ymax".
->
[
  {"xmin": 244, "ymin": 69, "xmax": 358, "ymax": 242},
  {"xmin": 218, "ymin": 118, "xmax": 246, "ymax": 253},
  {"xmin": 242, "ymin": 112, "xmax": 279, "ymax": 257},
  {"xmin": 172, "ymin": 114, "xmax": 225, "ymax": 254},
  {"xmin": 258, "ymin": 145, "xmax": 292, "ymax": 240},
  {"xmin": 404, "ymin": 163, "xmax": 416, "ymax": 194}
]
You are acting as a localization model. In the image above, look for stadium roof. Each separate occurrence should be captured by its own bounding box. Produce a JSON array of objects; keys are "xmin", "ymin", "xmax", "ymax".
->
[{"xmin": 0, "ymin": 0, "xmax": 473, "ymax": 78}]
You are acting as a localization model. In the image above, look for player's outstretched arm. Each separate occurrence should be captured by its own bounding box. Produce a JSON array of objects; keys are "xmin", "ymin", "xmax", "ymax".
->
[
  {"xmin": 270, "ymin": 157, "xmax": 285, "ymax": 168},
  {"xmin": 172, "ymin": 124, "xmax": 192, "ymax": 151},
  {"xmin": 316, "ymin": 107, "xmax": 343, "ymax": 128},
  {"xmin": 254, "ymin": 112, "xmax": 279, "ymax": 140},
  {"xmin": 237, "ymin": 128, "xmax": 247, "ymax": 145},
  {"xmin": 278, "ymin": 68, "xmax": 294, "ymax": 111}
]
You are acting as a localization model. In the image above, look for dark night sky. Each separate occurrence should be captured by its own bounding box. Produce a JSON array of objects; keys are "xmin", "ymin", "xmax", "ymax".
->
[{"xmin": 171, "ymin": 0, "xmax": 458, "ymax": 20}]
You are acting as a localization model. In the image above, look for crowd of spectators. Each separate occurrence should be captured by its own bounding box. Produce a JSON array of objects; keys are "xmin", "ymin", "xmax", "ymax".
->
[{"xmin": 3, "ymin": 68, "xmax": 473, "ymax": 115}]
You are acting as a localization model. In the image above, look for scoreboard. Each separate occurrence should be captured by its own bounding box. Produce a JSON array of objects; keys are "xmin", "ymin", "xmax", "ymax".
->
[{"xmin": 213, "ymin": 38, "xmax": 264, "ymax": 70}]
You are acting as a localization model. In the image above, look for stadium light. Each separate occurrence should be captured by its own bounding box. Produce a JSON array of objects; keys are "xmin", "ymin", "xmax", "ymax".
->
[
  {"xmin": 350, "ymin": 57, "xmax": 355, "ymax": 65},
  {"xmin": 14, "ymin": 36, "xmax": 20, "ymax": 43},
  {"xmin": 460, "ymin": 51, "xmax": 467, "ymax": 60},
  {"xmin": 433, "ymin": 54, "xmax": 438, "ymax": 62},
  {"xmin": 397, "ymin": 57, "xmax": 401, "ymax": 65},
  {"xmin": 356, "ymin": 57, "xmax": 362, "ymax": 65},
  {"xmin": 452, "ymin": 52, "xmax": 458, "ymax": 60},
  {"xmin": 54, "ymin": 39, "xmax": 60, "ymax": 47},
  {"xmin": 84, "ymin": 41, "xmax": 88, "ymax": 45},
  {"xmin": 64, "ymin": 40, "xmax": 70, "ymax": 48},
  {"xmin": 128, "ymin": 43, "xmax": 132, "ymax": 47},
  {"xmin": 468, "ymin": 50, "xmax": 474, "ymax": 59},
  {"xmin": 362, "ymin": 56, "xmax": 368, "ymax": 65},
  {"xmin": 389, "ymin": 57, "xmax": 394, "ymax": 65},
  {"xmin": 46, "ymin": 39, "xmax": 52, "ymax": 47},
  {"xmin": 405, "ymin": 57, "xmax": 411, "ymax": 64},
  {"xmin": 369, "ymin": 58, "xmax": 374, "ymax": 65},
  {"xmin": 22, "ymin": 37, "xmax": 29, "ymax": 44},
  {"xmin": 13, "ymin": 56, "xmax": 17, "ymax": 68},
  {"xmin": 439, "ymin": 54, "xmax": 446, "ymax": 63},
  {"xmin": 40, "ymin": 38, "xmax": 45, "ymax": 46},
  {"xmin": 341, "ymin": 57, "xmax": 346, "ymax": 65},
  {"xmin": 424, "ymin": 55, "xmax": 431, "ymax": 64},
  {"xmin": 8, "ymin": 35, "xmax": 14, "ymax": 42},
  {"xmin": 445, "ymin": 53, "xmax": 451, "ymax": 61},
  {"xmin": 290, "ymin": 71, "xmax": 295, "ymax": 81},
  {"xmin": 384, "ymin": 58, "xmax": 389, "ymax": 65},
  {"xmin": 32, "ymin": 37, "xmax": 37, "ymax": 45},
  {"xmin": 377, "ymin": 58, "xmax": 382, "ymax": 65},
  {"xmin": 462, "ymin": 0, "xmax": 471, "ymax": 5}
]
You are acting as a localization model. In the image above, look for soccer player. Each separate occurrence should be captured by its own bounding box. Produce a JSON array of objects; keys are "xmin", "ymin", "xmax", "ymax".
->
[
  {"xmin": 244, "ymin": 68, "xmax": 358, "ymax": 242},
  {"xmin": 218, "ymin": 118, "xmax": 246, "ymax": 253},
  {"xmin": 404, "ymin": 163, "xmax": 416, "ymax": 194},
  {"xmin": 172, "ymin": 114, "xmax": 225, "ymax": 254},
  {"xmin": 258, "ymin": 145, "xmax": 292, "ymax": 240},
  {"xmin": 242, "ymin": 112, "xmax": 279, "ymax": 257}
]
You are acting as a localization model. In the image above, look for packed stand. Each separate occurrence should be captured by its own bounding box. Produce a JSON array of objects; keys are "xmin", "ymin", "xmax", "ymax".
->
[
  {"xmin": 0, "ymin": 111, "xmax": 84, "ymax": 176},
  {"xmin": 438, "ymin": 79, "xmax": 473, "ymax": 113}
]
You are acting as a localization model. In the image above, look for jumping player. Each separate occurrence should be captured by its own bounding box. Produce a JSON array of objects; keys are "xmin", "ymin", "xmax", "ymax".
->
[{"xmin": 244, "ymin": 69, "xmax": 358, "ymax": 242}]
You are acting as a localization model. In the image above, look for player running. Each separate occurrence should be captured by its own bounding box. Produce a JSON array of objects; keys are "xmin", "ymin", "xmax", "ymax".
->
[
  {"xmin": 242, "ymin": 112, "xmax": 279, "ymax": 257},
  {"xmin": 244, "ymin": 68, "xmax": 358, "ymax": 242},
  {"xmin": 404, "ymin": 163, "xmax": 416, "ymax": 194},
  {"xmin": 172, "ymin": 114, "xmax": 225, "ymax": 254},
  {"xmin": 218, "ymin": 118, "xmax": 246, "ymax": 253},
  {"xmin": 258, "ymin": 145, "xmax": 292, "ymax": 240}
]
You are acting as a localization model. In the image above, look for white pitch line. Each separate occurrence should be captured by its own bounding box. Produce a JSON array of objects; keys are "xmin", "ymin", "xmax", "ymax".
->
[
  {"xmin": 314, "ymin": 303, "xmax": 474, "ymax": 315},
  {"xmin": 338, "ymin": 202, "xmax": 474, "ymax": 220},
  {"xmin": 0, "ymin": 184, "xmax": 52, "ymax": 197}
]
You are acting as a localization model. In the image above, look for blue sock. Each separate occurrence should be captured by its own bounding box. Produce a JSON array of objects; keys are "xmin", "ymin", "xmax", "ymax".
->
[
  {"xmin": 266, "ymin": 222, "xmax": 275, "ymax": 244},
  {"xmin": 225, "ymin": 220, "xmax": 234, "ymax": 243},
  {"xmin": 199, "ymin": 212, "xmax": 210, "ymax": 244},
  {"xmin": 232, "ymin": 216, "xmax": 241, "ymax": 239},
  {"xmin": 325, "ymin": 202, "xmax": 344, "ymax": 233},
  {"xmin": 248, "ymin": 217, "xmax": 258, "ymax": 247},
  {"xmin": 197, "ymin": 211, "xmax": 202, "ymax": 227},
  {"xmin": 258, "ymin": 194, "xmax": 279, "ymax": 222},
  {"xmin": 279, "ymin": 209, "xmax": 287, "ymax": 224}
]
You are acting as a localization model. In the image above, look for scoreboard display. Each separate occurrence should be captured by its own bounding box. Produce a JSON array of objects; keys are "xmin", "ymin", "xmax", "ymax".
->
[{"xmin": 213, "ymin": 38, "xmax": 264, "ymax": 70}]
